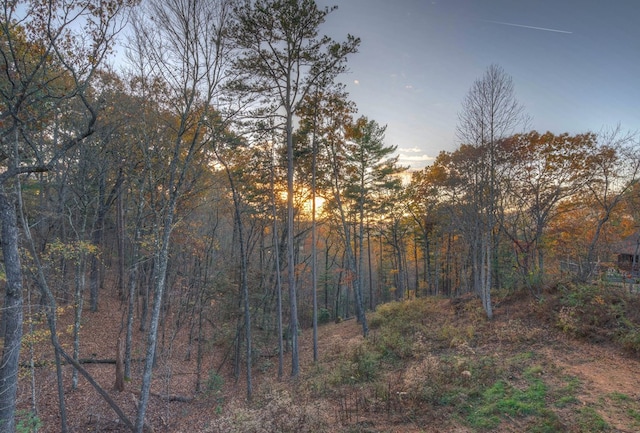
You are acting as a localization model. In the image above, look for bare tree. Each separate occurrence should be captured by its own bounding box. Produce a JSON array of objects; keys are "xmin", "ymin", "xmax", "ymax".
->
[
  {"xmin": 212, "ymin": 130, "xmax": 255, "ymax": 400},
  {"xmin": 456, "ymin": 64, "xmax": 526, "ymax": 318},
  {"xmin": 126, "ymin": 0, "xmax": 234, "ymax": 429}
]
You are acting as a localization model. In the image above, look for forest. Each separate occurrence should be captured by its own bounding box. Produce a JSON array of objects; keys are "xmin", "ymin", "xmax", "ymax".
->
[{"xmin": 1, "ymin": 0, "xmax": 639, "ymax": 432}]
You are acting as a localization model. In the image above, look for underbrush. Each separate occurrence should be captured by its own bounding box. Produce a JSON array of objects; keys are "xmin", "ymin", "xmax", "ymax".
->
[
  {"xmin": 310, "ymin": 297, "xmax": 588, "ymax": 431},
  {"xmin": 551, "ymin": 282, "xmax": 640, "ymax": 354},
  {"xmin": 206, "ymin": 389, "xmax": 331, "ymax": 433},
  {"xmin": 212, "ymin": 290, "xmax": 640, "ymax": 432}
]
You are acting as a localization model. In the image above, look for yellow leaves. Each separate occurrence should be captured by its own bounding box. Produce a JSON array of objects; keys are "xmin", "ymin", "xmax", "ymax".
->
[
  {"xmin": 139, "ymin": 234, "xmax": 158, "ymax": 256},
  {"xmin": 65, "ymin": 323, "xmax": 78, "ymax": 335},
  {"xmin": 56, "ymin": 304, "xmax": 69, "ymax": 316},
  {"xmin": 592, "ymin": 295, "xmax": 605, "ymax": 306},
  {"xmin": 46, "ymin": 239, "xmax": 98, "ymax": 261},
  {"xmin": 20, "ymin": 303, "xmax": 77, "ymax": 373},
  {"xmin": 21, "ymin": 327, "xmax": 50, "ymax": 347}
]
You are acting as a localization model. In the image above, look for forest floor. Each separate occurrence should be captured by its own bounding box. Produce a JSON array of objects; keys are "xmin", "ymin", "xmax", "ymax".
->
[{"xmin": 17, "ymin": 283, "xmax": 640, "ymax": 432}]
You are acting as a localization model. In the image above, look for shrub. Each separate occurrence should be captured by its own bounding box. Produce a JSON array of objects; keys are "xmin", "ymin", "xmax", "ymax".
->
[
  {"xmin": 329, "ymin": 344, "xmax": 380, "ymax": 385},
  {"xmin": 205, "ymin": 370, "xmax": 225, "ymax": 412},
  {"xmin": 318, "ymin": 308, "xmax": 331, "ymax": 324},
  {"xmin": 16, "ymin": 410, "xmax": 42, "ymax": 433},
  {"xmin": 206, "ymin": 370, "xmax": 224, "ymax": 394},
  {"xmin": 439, "ymin": 323, "xmax": 475, "ymax": 347},
  {"xmin": 206, "ymin": 390, "xmax": 330, "ymax": 433},
  {"xmin": 617, "ymin": 327, "xmax": 640, "ymax": 355},
  {"xmin": 352, "ymin": 345, "xmax": 380, "ymax": 382},
  {"xmin": 374, "ymin": 328, "xmax": 414, "ymax": 360},
  {"xmin": 555, "ymin": 283, "xmax": 640, "ymax": 352}
]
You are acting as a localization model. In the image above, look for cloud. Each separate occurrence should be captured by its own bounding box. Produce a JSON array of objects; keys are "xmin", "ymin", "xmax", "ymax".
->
[
  {"xmin": 398, "ymin": 147, "xmax": 423, "ymax": 153},
  {"xmin": 397, "ymin": 153, "xmax": 436, "ymax": 169},
  {"xmin": 398, "ymin": 154, "xmax": 435, "ymax": 162}
]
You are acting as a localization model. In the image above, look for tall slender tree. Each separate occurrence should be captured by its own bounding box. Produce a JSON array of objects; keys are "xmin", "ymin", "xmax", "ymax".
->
[
  {"xmin": 232, "ymin": 0, "xmax": 359, "ymax": 376},
  {"xmin": 127, "ymin": 0, "xmax": 234, "ymax": 428},
  {"xmin": 344, "ymin": 117, "xmax": 404, "ymax": 333},
  {"xmin": 295, "ymin": 88, "xmax": 355, "ymax": 355},
  {"xmin": 456, "ymin": 64, "xmax": 526, "ymax": 318},
  {"xmin": 212, "ymin": 135, "xmax": 254, "ymax": 400}
]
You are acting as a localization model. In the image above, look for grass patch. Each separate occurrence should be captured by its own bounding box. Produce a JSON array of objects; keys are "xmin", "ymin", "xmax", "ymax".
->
[
  {"xmin": 459, "ymin": 362, "xmax": 575, "ymax": 431},
  {"xmin": 601, "ymin": 391, "xmax": 640, "ymax": 430},
  {"xmin": 465, "ymin": 377, "xmax": 548, "ymax": 430},
  {"xmin": 548, "ymin": 375, "xmax": 581, "ymax": 408},
  {"xmin": 576, "ymin": 406, "xmax": 609, "ymax": 432},
  {"xmin": 627, "ymin": 408, "xmax": 640, "ymax": 423}
]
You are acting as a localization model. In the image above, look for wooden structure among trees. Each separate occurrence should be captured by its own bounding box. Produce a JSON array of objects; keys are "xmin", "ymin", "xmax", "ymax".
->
[{"xmin": 616, "ymin": 233, "xmax": 640, "ymax": 276}]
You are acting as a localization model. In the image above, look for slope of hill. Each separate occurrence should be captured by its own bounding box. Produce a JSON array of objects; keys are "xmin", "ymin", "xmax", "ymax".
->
[{"xmin": 18, "ymin": 282, "xmax": 640, "ymax": 432}]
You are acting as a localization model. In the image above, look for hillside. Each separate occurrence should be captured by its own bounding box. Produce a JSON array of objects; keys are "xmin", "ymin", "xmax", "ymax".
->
[{"xmin": 18, "ymin": 283, "xmax": 640, "ymax": 432}]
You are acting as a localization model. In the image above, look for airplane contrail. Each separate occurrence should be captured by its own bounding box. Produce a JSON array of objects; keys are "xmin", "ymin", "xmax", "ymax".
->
[{"xmin": 484, "ymin": 20, "xmax": 573, "ymax": 34}]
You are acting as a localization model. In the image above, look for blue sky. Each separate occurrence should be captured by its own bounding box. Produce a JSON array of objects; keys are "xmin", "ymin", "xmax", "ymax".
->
[{"xmin": 317, "ymin": 0, "xmax": 640, "ymax": 169}]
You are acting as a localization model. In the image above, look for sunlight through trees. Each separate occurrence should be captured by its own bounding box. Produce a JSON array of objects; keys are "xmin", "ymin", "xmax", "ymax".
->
[{"xmin": 0, "ymin": 1, "xmax": 638, "ymax": 431}]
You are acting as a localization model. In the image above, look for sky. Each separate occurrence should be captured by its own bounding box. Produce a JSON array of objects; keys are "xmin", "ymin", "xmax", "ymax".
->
[{"xmin": 315, "ymin": 0, "xmax": 640, "ymax": 169}]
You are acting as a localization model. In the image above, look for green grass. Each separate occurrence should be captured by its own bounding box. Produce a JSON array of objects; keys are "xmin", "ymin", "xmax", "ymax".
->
[
  {"xmin": 603, "ymin": 392, "xmax": 640, "ymax": 430},
  {"xmin": 465, "ymin": 375, "xmax": 548, "ymax": 430},
  {"xmin": 552, "ymin": 376, "xmax": 581, "ymax": 408},
  {"xmin": 576, "ymin": 406, "xmax": 609, "ymax": 432}
]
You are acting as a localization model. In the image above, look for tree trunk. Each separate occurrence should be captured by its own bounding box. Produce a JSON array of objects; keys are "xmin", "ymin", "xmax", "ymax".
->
[
  {"xmin": 90, "ymin": 196, "xmax": 107, "ymax": 312},
  {"xmin": 115, "ymin": 336, "xmax": 125, "ymax": 392},
  {"xmin": 312, "ymin": 133, "xmax": 319, "ymax": 363},
  {"xmin": 195, "ymin": 296, "xmax": 204, "ymax": 393},
  {"xmin": 125, "ymin": 258, "xmax": 138, "ymax": 380},
  {"xmin": 286, "ymin": 108, "xmax": 300, "ymax": 377},
  {"xmin": 135, "ymin": 211, "xmax": 174, "ymax": 432},
  {"xmin": 227, "ymin": 168, "xmax": 253, "ymax": 400},
  {"xmin": 356, "ymin": 206, "xmax": 369, "ymax": 336},
  {"xmin": 17, "ymin": 181, "xmax": 72, "ymax": 432},
  {"xmin": 270, "ymin": 147, "xmax": 284, "ymax": 379},
  {"xmin": 483, "ymin": 233, "xmax": 493, "ymax": 319},
  {"xmin": 0, "ymin": 189, "xmax": 24, "ymax": 432},
  {"xmin": 367, "ymin": 227, "xmax": 374, "ymax": 310},
  {"xmin": 580, "ymin": 211, "xmax": 611, "ymax": 282},
  {"xmin": 117, "ymin": 190, "xmax": 126, "ymax": 301},
  {"xmin": 72, "ymin": 254, "xmax": 87, "ymax": 389}
]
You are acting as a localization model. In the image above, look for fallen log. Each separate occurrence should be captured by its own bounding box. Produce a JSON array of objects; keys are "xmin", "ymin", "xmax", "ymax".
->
[
  {"xmin": 20, "ymin": 358, "xmax": 144, "ymax": 368},
  {"xmin": 151, "ymin": 392, "xmax": 194, "ymax": 403}
]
